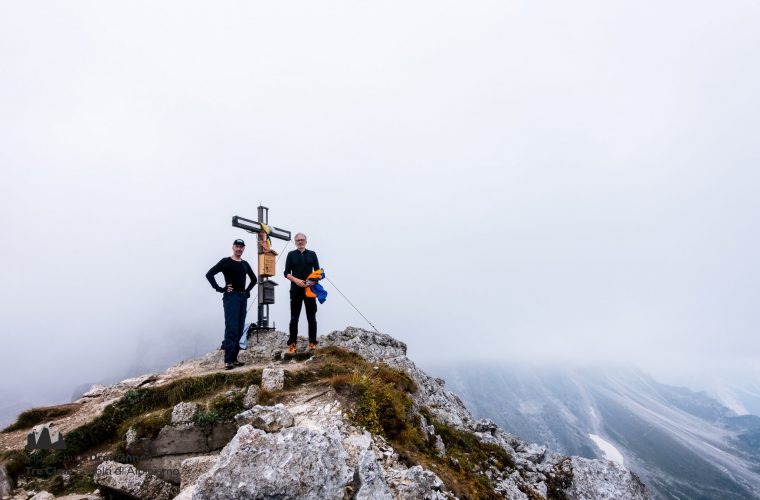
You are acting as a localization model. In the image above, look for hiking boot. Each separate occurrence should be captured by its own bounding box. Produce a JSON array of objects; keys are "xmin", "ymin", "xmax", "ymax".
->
[
  {"xmin": 233, "ymin": 360, "xmax": 245, "ymax": 366},
  {"xmin": 308, "ymin": 342, "xmax": 317, "ymax": 350},
  {"xmin": 288, "ymin": 343, "xmax": 296, "ymax": 354},
  {"xmin": 224, "ymin": 363, "xmax": 235, "ymax": 370},
  {"xmin": 219, "ymin": 343, "xmax": 225, "ymax": 350}
]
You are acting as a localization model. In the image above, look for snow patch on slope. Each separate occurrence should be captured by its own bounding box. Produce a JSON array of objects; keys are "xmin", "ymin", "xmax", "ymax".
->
[{"xmin": 589, "ymin": 433, "xmax": 624, "ymax": 465}]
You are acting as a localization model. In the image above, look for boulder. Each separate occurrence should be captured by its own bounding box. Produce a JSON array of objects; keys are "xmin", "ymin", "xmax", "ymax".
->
[
  {"xmin": 261, "ymin": 367, "xmax": 284, "ymax": 391},
  {"xmin": 233, "ymin": 404, "xmax": 294, "ymax": 432},
  {"xmin": 170, "ymin": 403, "xmax": 198, "ymax": 425},
  {"xmin": 353, "ymin": 449, "xmax": 393, "ymax": 500},
  {"xmin": 471, "ymin": 418, "xmax": 498, "ymax": 435},
  {"xmin": 194, "ymin": 425, "xmax": 352, "ymax": 499},
  {"xmin": 242, "ymin": 385, "xmax": 259, "ymax": 409},
  {"xmin": 94, "ymin": 461, "xmax": 177, "ymax": 500}
]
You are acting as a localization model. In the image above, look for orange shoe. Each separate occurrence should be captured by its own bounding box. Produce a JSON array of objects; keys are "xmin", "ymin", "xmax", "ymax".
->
[
  {"xmin": 288, "ymin": 343, "xmax": 296, "ymax": 354},
  {"xmin": 308, "ymin": 342, "xmax": 317, "ymax": 350}
]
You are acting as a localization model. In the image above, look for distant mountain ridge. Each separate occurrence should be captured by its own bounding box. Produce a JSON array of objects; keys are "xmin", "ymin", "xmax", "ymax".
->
[{"xmin": 434, "ymin": 363, "xmax": 760, "ymax": 500}]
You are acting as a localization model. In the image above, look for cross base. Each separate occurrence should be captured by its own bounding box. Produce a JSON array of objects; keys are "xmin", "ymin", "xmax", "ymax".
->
[{"xmin": 245, "ymin": 323, "xmax": 277, "ymax": 344}]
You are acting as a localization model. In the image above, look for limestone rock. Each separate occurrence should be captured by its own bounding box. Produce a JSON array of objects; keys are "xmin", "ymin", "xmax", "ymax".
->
[
  {"xmin": 127, "ymin": 423, "xmax": 236, "ymax": 457},
  {"xmin": 471, "ymin": 418, "xmax": 498, "ymax": 435},
  {"xmin": 0, "ymin": 464, "xmax": 14, "ymax": 498},
  {"xmin": 117, "ymin": 374, "xmax": 159, "ymax": 389},
  {"xmin": 171, "ymin": 403, "xmax": 198, "ymax": 425},
  {"xmin": 233, "ymin": 404, "xmax": 294, "ymax": 432},
  {"xmin": 180, "ymin": 456, "xmax": 218, "ymax": 490},
  {"xmin": 261, "ymin": 367, "xmax": 284, "ymax": 392},
  {"xmin": 322, "ymin": 327, "xmax": 472, "ymax": 428},
  {"xmin": 81, "ymin": 384, "xmax": 107, "ymax": 398},
  {"xmin": 353, "ymin": 449, "xmax": 392, "ymax": 500},
  {"xmin": 194, "ymin": 425, "xmax": 352, "ymax": 499},
  {"xmin": 94, "ymin": 460, "xmax": 177, "ymax": 500},
  {"xmin": 566, "ymin": 456, "xmax": 650, "ymax": 500},
  {"xmin": 242, "ymin": 385, "xmax": 259, "ymax": 409}
]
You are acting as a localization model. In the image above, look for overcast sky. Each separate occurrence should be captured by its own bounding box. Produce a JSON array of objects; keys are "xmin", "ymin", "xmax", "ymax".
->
[{"xmin": 1, "ymin": 1, "xmax": 759, "ymax": 419}]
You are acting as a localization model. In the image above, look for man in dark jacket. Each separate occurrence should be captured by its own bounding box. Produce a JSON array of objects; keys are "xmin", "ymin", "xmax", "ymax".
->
[
  {"xmin": 206, "ymin": 239, "xmax": 256, "ymax": 370},
  {"xmin": 283, "ymin": 232, "xmax": 320, "ymax": 353}
]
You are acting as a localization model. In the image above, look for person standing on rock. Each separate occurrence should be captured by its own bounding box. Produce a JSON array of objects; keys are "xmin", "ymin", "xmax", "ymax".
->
[
  {"xmin": 206, "ymin": 239, "xmax": 256, "ymax": 370},
  {"xmin": 284, "ymin": 232, "xmax": 320, "ymax": 353}
]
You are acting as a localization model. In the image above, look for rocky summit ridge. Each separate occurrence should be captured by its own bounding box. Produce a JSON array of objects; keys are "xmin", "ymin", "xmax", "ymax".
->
[{"xmin": 0, "ymin": 327, "xmax": 650, "ymax": 500}]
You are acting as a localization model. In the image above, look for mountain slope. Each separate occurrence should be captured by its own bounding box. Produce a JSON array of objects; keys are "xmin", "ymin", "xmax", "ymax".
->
[
  {"xmin": 435, "ymin": 363, "xmax": 760, "ymax": 500},
  {"xmin": 0, "ymin": 328, "xmax": 650, "ymax": 500}
]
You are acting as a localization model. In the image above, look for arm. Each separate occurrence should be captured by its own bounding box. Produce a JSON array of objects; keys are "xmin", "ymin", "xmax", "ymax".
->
[
  {"xmin": 245, "ymin": 262, "xmax": 257, "ymax": 293},
  {"xmin": 312, "ymin": 251, "xmax": 320, "ymax": 272},
  {"xmin": 205, "ymin": 260, "xmax": 225, "ymax": 293}
]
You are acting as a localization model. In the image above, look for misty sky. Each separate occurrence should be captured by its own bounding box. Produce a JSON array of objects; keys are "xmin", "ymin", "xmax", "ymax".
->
[{"xmin": 1, "ymin": 1, "xmax": 759, "ymax": 419}]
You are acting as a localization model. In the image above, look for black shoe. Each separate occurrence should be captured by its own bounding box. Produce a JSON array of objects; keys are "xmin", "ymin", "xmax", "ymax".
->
[
  {"xmin": 233, "ymin": 361, "xmax": 245, "ymax": 366},
  {"xmin": 219, "ymin": 343, "xmax": 225, "ymax": 350},
  {"xmin": 225, "ymin": 363, "xmax": 234, "ymax": 370}
]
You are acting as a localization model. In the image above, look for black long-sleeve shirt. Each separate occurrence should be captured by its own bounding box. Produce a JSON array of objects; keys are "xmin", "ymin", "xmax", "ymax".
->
[
  {"xmin": 206, "ymin": 257, "xmax": 256, "ymax": 293},
  {"xmin": 283, "ymin": 249, "xmax": 320, "ymax": 291}
]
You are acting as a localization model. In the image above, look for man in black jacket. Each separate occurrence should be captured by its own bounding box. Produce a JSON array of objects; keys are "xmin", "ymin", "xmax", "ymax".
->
[
  {"xmin": 206, "ymin": 239, "xmax": 256, "ymax": 370},
  {"xmin": 283, "ymin": 232, "xmax": 320, "ymax": 353}
]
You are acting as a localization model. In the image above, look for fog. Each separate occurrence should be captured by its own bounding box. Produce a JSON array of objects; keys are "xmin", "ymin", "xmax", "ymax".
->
[{"xmin": 1, "ymin": 1, "xmax": 759, "ymax": 425}]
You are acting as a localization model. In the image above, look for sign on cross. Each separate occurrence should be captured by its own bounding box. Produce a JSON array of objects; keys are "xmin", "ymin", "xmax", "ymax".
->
[{"xmin": 232, "ymin": 206, "xmax": 291, "ymax": 335}]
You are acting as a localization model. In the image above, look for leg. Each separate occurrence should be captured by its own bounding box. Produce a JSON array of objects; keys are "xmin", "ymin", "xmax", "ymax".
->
[
  {"xmin": 222, "ymin": 294, "xmax": 241, "ymax": 364},
  {"xmin": 289, "ymin": 290, "xmax": 304, "ymax": 345},
  {"xmin": 234, "ymin": 294, "xmax": 247, "ymax": 360},
  {"xmin": 304, "ymin": 297, "xmax": 318, "ymax": 344}
]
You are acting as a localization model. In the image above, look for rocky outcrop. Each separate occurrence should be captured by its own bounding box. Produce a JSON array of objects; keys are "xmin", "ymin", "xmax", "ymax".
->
[
  {"xmin": 233, "ymin": 404, "xmax": 294, "ymax": 432},
  {"xmin": 323, "ymin": 327, "xmax": 651, "ymax": 500},
  {"xmin": 94, "ymin": 461, "xmax": 177, "ymax": 500},
  {"xmin": 566, "ymin": 457, "xmax": 650, "ymax": 500},
  {"xmin": 193, "ymin": 425, "xmax": 353, "ymax": 499},
  {"xmin": 3, "ymin": 326, "xmax": 651, "ymax": 500}
]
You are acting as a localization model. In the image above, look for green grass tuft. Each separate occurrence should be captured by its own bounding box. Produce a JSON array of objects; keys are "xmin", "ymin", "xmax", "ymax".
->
[{"xmin": 2, "ymin": 404, "xmax": 81, "ymax": 433}]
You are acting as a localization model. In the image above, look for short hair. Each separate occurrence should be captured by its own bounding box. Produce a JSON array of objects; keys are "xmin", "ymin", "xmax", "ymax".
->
[{"xmin": 295, "ymin": 233, "xmax": 307, "ymax": 241}]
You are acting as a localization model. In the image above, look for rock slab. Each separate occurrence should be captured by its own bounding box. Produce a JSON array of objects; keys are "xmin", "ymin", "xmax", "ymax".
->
[
  {"xmin": 94, "ymin": 460, "xmax": 177, "ymax": 500},
  {"xmin": 194, "ymin": 425, "xmax": 352, "ymax": 499}
]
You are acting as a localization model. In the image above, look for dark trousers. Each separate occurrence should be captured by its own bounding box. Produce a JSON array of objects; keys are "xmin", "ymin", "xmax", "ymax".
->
[
  {"xmin": 289, "ymin": 288, "xmax": 317, "ymax": 345},
  {"xmin": 222, "ymin": 292, "xmax": 247, "ymax": 364}
]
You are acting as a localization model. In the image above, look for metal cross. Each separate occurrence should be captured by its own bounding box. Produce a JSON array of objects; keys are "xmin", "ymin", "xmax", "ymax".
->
[{"xmin": 232, "ymin": 206, "xmax": 291, "ymax": 336}]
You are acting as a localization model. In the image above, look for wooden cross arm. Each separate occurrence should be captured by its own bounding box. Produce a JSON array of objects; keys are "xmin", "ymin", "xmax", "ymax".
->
[{"xmin": 232, "ymin": 216, "xmax": 292, "ymax": 241}]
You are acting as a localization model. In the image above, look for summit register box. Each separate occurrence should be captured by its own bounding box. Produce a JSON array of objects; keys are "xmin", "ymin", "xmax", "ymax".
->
[{"xmin": 258, "ymin": 253, "xmax": 276, "ymax": 278}]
